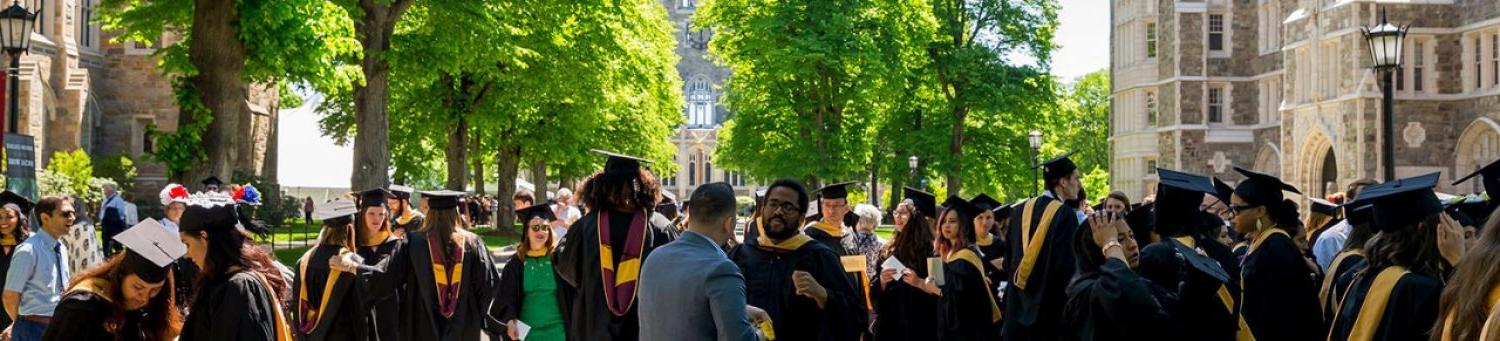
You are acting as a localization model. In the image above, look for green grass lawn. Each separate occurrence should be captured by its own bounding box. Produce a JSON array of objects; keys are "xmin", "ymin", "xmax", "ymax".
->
[
  {"xmin": 875, "ymin": 225, "xmax": 895, "ymax": 240},
  {"xmin": 274, "ymin": 246, "xmax": 313, "ymax": 266},
  {"xmin": 272, "ymin": 226, "xmax": 521, "ymax": 266}
]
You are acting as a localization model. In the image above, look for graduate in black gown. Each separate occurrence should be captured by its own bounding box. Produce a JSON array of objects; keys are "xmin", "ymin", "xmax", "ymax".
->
[
  {"xmin": 291, "ymin": 198, "xmax": 364, "ymax": 341},
  {"xmin": 1303, "ymin": 198, "xmax": 1341, "ymax": 255},
  {"xmin": 901, "ymin": 196, "xmax": 1000, "ymax": 340},
  {"xmin": 177, "ymin": 192, "xmax": 293, "ymax": 340},
  {"xmin": 1003, "ymin": 153, "xmax": 1082, "ymax": 340},
  {"xmin": 729, "ymin": 179, "xmax": 863, "ymax": 341},
  {"xmin": 492, "ymin": 204, "xmax": 569, "ymax": 341},
  {"xmin": 1227, "ymin": 167, "xmax": 1322, "ymax": 341},
  {"xmin": 969, "ymin": 194, "xmax": 1009, "ymax": 287},
  {"xmin": 1062, "ymin": 201, "xmax": 1173, "ymax": 340},
  {"xmin": 552, "ymin": 151, "xmax": 676, "ymax": 341},
  {"xmin": 1327, "ymin": 173, "xmax": 1464, "ymax": 340},
  {"xmin": 387, "ymin": 185, "xmax": 424, "ymax": 238},
  {"xmin": 347, "ymin": 188, "xmax": 406, "ymax": 341},
  {"xmin": 1135, "ymin": 169, "xmax": 1246, "ymax": 340},
  {"xmin": 804, "ymin": 182, "xmax": 872, "ymax": 314},
  {"xmin": 384, "ymin": 190, "xmax": 500, "ymax": 340},
  {"xmin": 44, "ymin": 220, "xmax": 185, "ymax": 341},
  {"xmin": 1320, "ymin": 201, "xmax": 1374, "ymax": 325},
  {"xmin": 0, "ymin": 192, "xmax": 30, "ymax": 331},
  {"xmin": 871, "ymin": 187, "xmax": 939, "ymax": 340}
]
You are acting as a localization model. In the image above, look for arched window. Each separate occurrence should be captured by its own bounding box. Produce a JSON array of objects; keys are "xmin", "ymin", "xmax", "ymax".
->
[
  {"xmin": 688, "ymin": 75, "xmax": 714, "ymax": 127},
  {"xmin": 705, "ymin": 161, "xmax": 714, "ymax": 183},
  {"xmin": 689, "ymin": 153, "xmax": 698, "ymax": 186},
  {"xmin": 1457, "ymin": 119, "xmax": 1500, "ymax": 194}
]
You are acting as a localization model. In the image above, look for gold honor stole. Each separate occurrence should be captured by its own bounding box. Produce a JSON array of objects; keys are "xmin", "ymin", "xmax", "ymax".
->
[
  {"xmin": 1014, "ymin": 198, "xmax": 1063, "ymax": 290},
  {"xmin": 1237, "ymin": 228, "xmax": 1291, "ymax": 341},
  {"xmin": 811, "ymin": 222, "xmax": 845, "ymax": 238},
  {"xmin": 1320, "ymin": 250, "xmax": 1363, "ymax": 314},
  {"xmin": 598, "ymin": 210, "xmax": 648, "ymax": 316},
  {"xmin": 428, "ymin": 237, "xmax": 466, "ymax": 318},
  {"xmin": 1342, "ymin": 266, "xmax": 1410, "ymax": 341},
  {"xmin": 976, "ymin": 232, "xmax": 994, "ymax": 247},
  {"xmin": 297, "ymin": 250, "xmax": 347, "ymax": 333},
  {"xmin": 245, "ymin": 269, "xmax": 295, "ymax": 341},
  {"xmin": 1439, "ymin": 282, "xmax": 1500, "ymax": 341},
  {"xmin": 362, "ymin": 230, "xmax": 391, "ymax": 247},
  {"xmin": 755, "ymin": 216, "xmax": 815, "ymax": 252},
  {"xmin": 1176, "ymin": 236, "xmax": 1256, "ymax": 341},
  {"xmin": 947, "ymin": 248, "xmax": 1002, "ymax": 323}
]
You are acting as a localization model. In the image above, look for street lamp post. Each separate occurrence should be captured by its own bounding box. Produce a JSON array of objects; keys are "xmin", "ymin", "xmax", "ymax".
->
[
  {"xmin": 907, "ymin": 156, "xmax": 919, "ymax": 189},
  {"xmin": 0, "ymin": 1, "xmax": 35, "ymax": 134},
  {"xmin": 1363, "ymin": 9, "xmax": 1406, "ymax": 181},
  {"xmin": 1029, "ymin": 130, "xmax": 1043, "ymax": 196}
]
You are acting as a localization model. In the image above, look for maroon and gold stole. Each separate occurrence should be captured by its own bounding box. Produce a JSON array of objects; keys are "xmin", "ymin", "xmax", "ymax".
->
[
  {"xmin": 297, "ymin": 251, "xmax": 345, "ymax": 333},
  {"xmin": 429, "ymin": 236, "xmax": 466, "ymax": 318},
  {"xmin": 598, "ymin": 210, "xmax": 647, "ymax": 316}
]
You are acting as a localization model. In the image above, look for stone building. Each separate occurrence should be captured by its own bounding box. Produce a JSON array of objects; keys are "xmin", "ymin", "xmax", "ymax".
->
[
  {"xmin": 659, "ymin": 0, "xmax": 755, "ymax": 199},
  {"xmin": 2, "ymin": 0, "xmax": 277, "ymax": 201},
  {"xmin": 1110, "ymin": 0, "xmax": 1500, "ymax": 202}
]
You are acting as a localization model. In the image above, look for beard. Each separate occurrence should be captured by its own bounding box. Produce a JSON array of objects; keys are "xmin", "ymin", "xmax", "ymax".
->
[{"xmin": 764, "ymin": 215, "xmax": 800, "ymax": 240}]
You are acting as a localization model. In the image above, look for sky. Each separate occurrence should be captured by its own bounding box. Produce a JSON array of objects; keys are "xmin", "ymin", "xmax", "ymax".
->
[{"xmin": 276, "ymin": 0, "xmax": 1110, "ymax": 188}]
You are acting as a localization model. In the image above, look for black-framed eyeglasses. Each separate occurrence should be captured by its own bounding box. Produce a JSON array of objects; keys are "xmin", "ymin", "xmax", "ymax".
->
[
  {"xmin": 1230, "ymin": 205, "xmax": 1257, "ymax": 214},
  {"xmin": 765, "ymin": 201, "xmax": 801, "ymax": 215},
  {"xmin": 528, "ymin": 225, "xmax": 550, "ymax": 232}
]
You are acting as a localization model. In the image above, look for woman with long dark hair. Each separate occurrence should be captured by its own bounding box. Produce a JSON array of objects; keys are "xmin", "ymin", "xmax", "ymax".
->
[
  {"xmin": 1327, "ymin": 173, "xmax": 1464, "ymax": 340},
  {"xmin": 349, "ymin": 189, "xmax": 406, "ymax": 341},
  {"xmin": 492, "ymin": 204, "xmax": 567, "ymax": 341},
  {"xmin": 397, "ymin": 190, "xmax": 499, "ymax": 340},
  {"xmin": 291, "ymin": 198, "xmax": 363, "ymax": 340},
  {"xmin": 0, "ymin": 192, "xmax": 31, "ymax": 331},
  {"xmin": 1434, "ymin": 207, "xmax": 1500, "ymax": 340},
  {"xmin": 905, "ymin": 196, "xmax": 1001, "ymax": 340},
  {"xmin": 176, "ymin": 192, "xmax": 291, "ymax": 340},
  {"xmin": 1228, "ymin": 167, "xmax": 1321, "ymax": 340},
  {"xmin": 43, "ymin": 222, "xmax": 185, "ymax": 341},
  {"xmin": 1135, "ymin": 169, "xmax": 1245, "ymax": 340},
  {"xmin": 872, "ymin": 188, "xmax": 939, "ymax": 340}
]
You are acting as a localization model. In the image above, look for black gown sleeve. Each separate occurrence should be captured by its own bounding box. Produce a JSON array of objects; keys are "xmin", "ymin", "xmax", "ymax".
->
[
  {"xmin": 468, "ymin": 236, "xmax": 504, "ymax": 337},
  {"xmin": 41, "ymin": 291, "xmax": 113, "ymax": 341},
  {"xmin": 811, "ymin": 248, "xmax": 865, "ymax": 340},
  {"xmin": 492, "ymin": 256, "xmax": 525, "ymax": 323},
  {"xmin": 553, "ymin": 213, "xmax": 591, "ymax": 288},
  {"xmin": 353, "ymin": 238, "xmax": 409, "ymax": 306},
  {"xmin": 1244, "ymin": 236, "xmax": 1323, "ymax": 341},
  {"xmin": 208, "ymin": 274, "xmax": 280, "ymax": 341}
]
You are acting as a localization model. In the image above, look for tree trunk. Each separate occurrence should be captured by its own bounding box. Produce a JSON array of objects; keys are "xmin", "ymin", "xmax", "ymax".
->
[
  {"xmin": 349, "ymin": 0, "xmax": 414, "ymax": 190},
  {"xmin": 869, "ymin": 165, "xmax": 878, "ymax": 205},
  {"xmin": 445, "ymin": 116, "xmax": 467, "ymax": 191},
  {"xmin": 263, "ymin": 99, "xmax": 279, "ymax": 182},
  {"xmin": 947, "ymin": 106, "xmax": 966, "ymax": 195},
  {"xmin": 495, "ymin": 144, "xmax": 521, "ymax": 235},
  {"xmin": 185, "ymin": 0, "xmax": 250, "ymax": 185},
  {"xmin": 531, "ymin": 159, "xmax": 547, "ymax": 203},
  {"xmin": 471, "ymin": 128, "xmax": 484, "ymax": 195},
  {"xmin": 887, "ymin": 178, "xmax": 903, "ymax": 222}
]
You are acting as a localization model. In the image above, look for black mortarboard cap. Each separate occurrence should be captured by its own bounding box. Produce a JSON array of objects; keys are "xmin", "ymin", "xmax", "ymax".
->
[
  {"xmin": 1453, "ymin": 158, "xmax": 1500, "ymax": 196},
  {"xmin": 970, "ymin": 194, "xmax": 1004, "ymax": 212},
  {"xmin": 388, "ymin": 184, "xmax": 415, "ymax": 199},
  {"xmin": 201, "ymin": 176, "xmax": 223, "ymax": 186},
  {"xmin": 1308, "ymin": 198, "xmax": 1339, "ymax": 216},
  {"xmin": 1125, "ymin": 203, "xmax": 1156, "ymax": 240},
  {"xmin": 1155, "ymin": 168, "xmax": 1217, "ymax": 236},
  {"xmin": 1170, "ymin": 237, "xmax": 1231, "ymax": 283},
  {"xmin": 0, "ymin": 191, "xmax": 32, "ymax": 216},
  {"xmin": 1212, "ymin": 178, "xmax": 1234, "ymax": 206},
  {"xmin": 1232, "ymin": 167, "xmax": 1300, "ymax": 206},
  {"xmin": 1345, "ymin": 202, "xmax": 1375, "ymax": 226},
  {"xmin": 903, "ymin": 186, "xmax": 937, "ymax": 218},
  {"xmin": 1355, "ymin": 172, "xmax": 1444, "ymax": 232},
  {"xmin": 1447, "ymin": 206, "xmax": 1476, "ymax": 229},
  {"xmin": 941, "ymin": 195, "xmax": 980, "ymax": 219},
  {"xmin": 421, "ymin": 190, "xmax": 466, "ymax": 210},
  {"xmin": 593, "ymin": 149, "xmax": 651, "ymax": 174},
  {"xmin": 1040, "ymin": 152, "xmax": 1078, "ymax": 181},
  {"xmin": 516, "ymin": 203, "xmax": 557, "ymax": 223},
  {"xmin": 358, "ymin": 188, "xmax": 393, "ymax": 209},
  {"xmin": 1447, "ymin": 199, "xmax": 1493, "ymax": 228},
  {"xmin": 816, "ymin": 182, "xmax": 859, "ymax": 200},
  {"xmin": 993, "ymin": 204, "xmax": 1014, "ymax": 221}
]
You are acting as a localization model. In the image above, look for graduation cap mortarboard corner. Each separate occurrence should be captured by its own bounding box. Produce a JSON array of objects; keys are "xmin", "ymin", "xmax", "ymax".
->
[
  {"xmin": 516, "ymin": 204, "xmax": 558, "ymax": 223},
  {"xmin": 388, "ymin": 184, "xmax": 415, "ymax": 199},
  {"xmin": 1355, "ymin": 172, "xmax": 1444, "ymax": 232},
  {"xmin": 1212, "ymin": 178, "xmax": 1234, "ymax": 206},
  {"xmin": 816, "ymin": 182, "xmax": 860, "ymax": 200},
  {"xmin": 357, "ymin": 188, "xmax": 394, "ymax": 209},
  {"xmin": 1308, "ymin": 198, "xmax": 1339, "ymax": 216},
  {"xmin": 1232, "ymin": 167, "xmax": 1301, "ymax": 206},
  {"xmin": 993, "ymin": 204, "xmax": 1014, "ymax": 222},
  {"xmin": 1448, "ymin": 198, "xmax": 1495, "ymax": 228},
  {"xmin": 421, "ymin": 190, "xmax": 467, "ymax": 210},
  {"xmin": 201, "ymin": 176, "xmax": 223, "ymax": 186},
  {"xmin": 113, "ymin": 218, "xmax": 188, "ymax": 268},
  {"xmin": 592, "ymin": 149, "xmax": 652, "ymax": 173},
  {"xmin": 1039, "ymin": 152, "xmax": 1078, "ymax": 181},
  {"xmin": 903, "ymin": 186, "xmax": 938, "ymax": 218},
  {"xmin": 1154, "ymin": 168, "xmax": 1217, "ymax": 235},
  {"xmin": 313, "ymin": 199, "xmax": 359, "ymax": 221},
  {"xmin": 940, "ymin": 195, "xmax": 981, "ymax": 221},
  {"xmin": 1453, "ymin": 158, "xmax": 1500, "ymax": 196},
  {"xmin": 0, "ymin": 191, "xmax": 33, "ymax": 215},
  {"xmin": 970, "ymin": 194, "xmax": 1004, "ymax": 212}
]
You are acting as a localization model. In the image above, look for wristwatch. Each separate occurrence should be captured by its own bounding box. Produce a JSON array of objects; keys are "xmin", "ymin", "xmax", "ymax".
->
[{"xmin": 1101, "ymin": 240, "xmax": 1122, "ymax": 254}]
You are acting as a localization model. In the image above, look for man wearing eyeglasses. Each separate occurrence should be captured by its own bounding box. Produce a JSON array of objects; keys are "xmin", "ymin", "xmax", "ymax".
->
[{"xmin": 1, "ymin": 196, "xmax": 74, "ymax": 341}]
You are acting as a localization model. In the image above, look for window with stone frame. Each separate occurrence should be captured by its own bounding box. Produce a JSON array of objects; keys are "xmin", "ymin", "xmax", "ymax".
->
[
  {"xmin": 704, "ymin": 160, "xmax": 714, "ymax": 183},
  {"xmin": 663, "ymin": 170, "xmax": 676, "ymax": 187},
  {"xmin": 1207, "ymin": 85, "xmax": 1225, "ymax": 123},
  {"xmin": 1258, "ymin": 1, "xmax": 1281, "ymax": 53},
  {"xmin": 1208, "ymin": 14, "xmax": 1225, "ymax": 53},
  {"xmin": 1414, "ymin": 40, "xmax": 1426, "ymax": 93},
  {"xmin": 1260, "ymin": 78, "xmax": 1280, "ymax": 124},
  {"xmin": 1146, "ymin": 159, "xmax": 1157, "ymax": 174},
  {"xmin": 78, "ymin": 0, "xmax": 96, "ymax": 49},
  {"xmin": 1476, "ymin": 36, "xmax": 1484, "ymax": 90},
  {"xmin": 1491, "ymin": 33, "xmax": 1498, "ymax": 87},
  {"xmin": 34, "ymin": 0, "xmax": 46, "ymax": 37},
  {"xmin": 1146, "ymin": 21, "xmax": 1157, "ymax": 59},
  {"xmin": 679, "ymin": 0, "xmax": 695, "ymax": 8},
  {"xmin": 1146, "ymin": 90, "xmax": 1157, "ymax": 127},
  {"xmin": 688, "ymin": 153, "xmax": 698, "ymax": 186},
  {"xmin": 687, "ymin": 75, "xmax": 713, "ymax": 127}
]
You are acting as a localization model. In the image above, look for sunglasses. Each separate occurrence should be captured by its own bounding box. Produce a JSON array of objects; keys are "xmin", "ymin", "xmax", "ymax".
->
[{"xmin": 529, "ymin": 225, "xmax": 550, "ymax": 232}]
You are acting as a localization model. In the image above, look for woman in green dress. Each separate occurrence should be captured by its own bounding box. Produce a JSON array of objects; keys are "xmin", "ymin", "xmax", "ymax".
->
[{"xmin": 492, "ymin": 203, "xmax": 567, "ymax": 341}]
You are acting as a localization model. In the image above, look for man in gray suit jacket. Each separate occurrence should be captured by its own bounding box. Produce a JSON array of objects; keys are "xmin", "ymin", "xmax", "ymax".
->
[{"xmin": 640, "ymin": 182, "xmax": 768, "ymax": 340}]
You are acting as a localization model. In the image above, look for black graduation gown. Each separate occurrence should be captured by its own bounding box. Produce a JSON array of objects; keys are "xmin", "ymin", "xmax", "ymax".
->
[
  {"xmin": 393, "ymin": 214, "xmax": 424, "ymax": 235},
  {"xmin": 975, "ymin": 234, "xmax": 1007, "ymax": 290},
  {"xmin": 355, "ymin": 236, "xmax": 406, "ymax": 341},
  {"xmin": 292, "ymin": 245, "xmax": 363, "ymax": 341},
  {"xmin": 0, "ymin": 241, "xmax": 18, "ymax": 329},
  {"xmin": 1327, "ymin": 267, "xmax": 1444, "ymax": 341},
  {"xmin": 804, "ymin": 224, "xmax": 872, "ymax": 315},
  {"xmin": 729, "ymin": 239, "xmax": 863, "ymax": 341},
  {"xmin": 1137, "ymin": 238, "xmax": 1238, "ymax": 340},
  {"xmin": 937, "ymin": 248, "xmax": 1001, "ymax": 340},
  {"xmin": 180, "ymin": 270, "xmax": 285, "ymax": 341},
  {"xmin": 1321, "ymin": 252, "xmax": 1367, "ymax": 324},
  {"xmin": 492, "ymin": 255, "xmax": 566, "ymax": 341},
  {"xmin": 870, "ymin": 254, "xmax": 938, "ymax": 341},
  {"xmin": 1239, "ymin": 231, "xmax": 1322, "ymax": 341},
  {"xmin": 1002, "ymin": 195, "xmax": 1080, "ymax": 341},
  {"xmin": 399, "ymin": 230, "xmax": 500, "ymax": 341},
  {"xmin": 1063, "ymin": 258, "xmax": 1175, "ymax": 341},
  {"xmin": 552, "ymin": 210, "xmax": 675, "ymax": 341},
  {"xmin": 42, "ymin": 290, "xmax": 147, "ymax": 341}
]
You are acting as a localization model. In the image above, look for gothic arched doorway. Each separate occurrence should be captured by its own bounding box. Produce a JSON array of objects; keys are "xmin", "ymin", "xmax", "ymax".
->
[{"xmin": 1318, "ymin": 148, "xmax": 1337, "ymax": 198}]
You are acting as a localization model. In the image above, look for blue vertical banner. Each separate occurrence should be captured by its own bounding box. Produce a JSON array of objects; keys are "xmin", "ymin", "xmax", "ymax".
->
[{"xmin": 4, "ymin": 133, "xmax": 36, "ymax": 200}]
